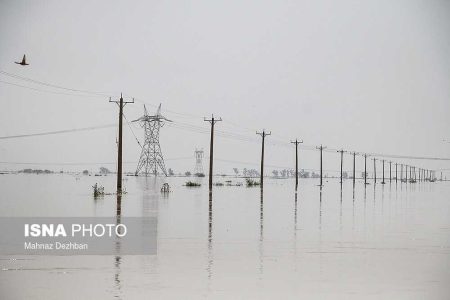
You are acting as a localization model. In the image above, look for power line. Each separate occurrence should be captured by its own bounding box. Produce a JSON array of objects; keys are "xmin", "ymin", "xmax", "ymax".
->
[
  {"xmin": 0, "ymin": 69, "xmax": 448, "ymax": 167},
  {"xmin": 0, "ymin": 156, "xmax": 193, "ymax": 166},
  {"xmin": 0, "ymin": 80, "xmax": 104, "ymax": 98},
  {"xmin": 0, "ymin": 124, "xmax": 116, "ymax": 140},
  {"xmin": 0, "ymin": 69, "xmax": 112, "ymax": 97}
]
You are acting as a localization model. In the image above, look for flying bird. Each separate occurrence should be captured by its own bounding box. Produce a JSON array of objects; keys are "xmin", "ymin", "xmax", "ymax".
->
[{"xmin": 15, "ymin": 54, "xmax": 29, "ymax": 66}]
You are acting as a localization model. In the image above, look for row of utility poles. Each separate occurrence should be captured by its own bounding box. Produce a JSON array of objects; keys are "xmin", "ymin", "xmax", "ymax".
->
[
  {"xmin": 110, "ymin": 102, "xmax": 438, "ymax": 194},
  {"xmin": 314, "ymin": 146, "xmax": 437, "ymax": 190}
]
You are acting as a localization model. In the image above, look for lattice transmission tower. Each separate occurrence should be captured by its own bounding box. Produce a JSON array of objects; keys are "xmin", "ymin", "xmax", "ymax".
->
[
  {"xmin": 194, "ymin": 149, "xmax": 204, "ymax": 175},
  {"xmin": 134, "ymin": 104, "xmax": 171, "ymax": 176}
]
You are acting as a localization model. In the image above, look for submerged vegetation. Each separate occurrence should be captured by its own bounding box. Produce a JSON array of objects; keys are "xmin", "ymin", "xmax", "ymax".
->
[
  {"xmin": 92, "ymin": 183, "xmax": 105, "ymax": 197},
  {"xmin": 245, "ymin": 178, "xmax": 260, "ymax": 187},
  {"xmin": 161, "ymin": 183, "xmax": 170, "ymax": 193},
  {"xmin": 185, "ymin": 181, "xmax": 201, "ymax": 187}
]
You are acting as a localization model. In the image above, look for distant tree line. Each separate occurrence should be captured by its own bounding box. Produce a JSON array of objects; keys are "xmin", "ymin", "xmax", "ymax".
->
[{"xmin": 20, "ymin": 169, "xmax": 53, "ymax": 174}]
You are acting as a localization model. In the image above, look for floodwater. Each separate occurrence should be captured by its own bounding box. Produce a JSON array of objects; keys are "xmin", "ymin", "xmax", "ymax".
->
[{"xmin": 1, "ymin": 174, "xmax": 449, "ymax": 299}]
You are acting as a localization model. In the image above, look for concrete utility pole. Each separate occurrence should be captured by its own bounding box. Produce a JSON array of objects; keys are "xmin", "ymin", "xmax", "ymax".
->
[
  {"xmin": 405, "ymin": 165, "xmax": 408, "ymax": 184},
  {"xmin": 257, "ymin": 130, "xmax": 271, "ymax": 189},
  {"xmin": 316, "ymin": 145, "xmax": 327, "ymax": 187},
  {"xmin": 337, "ymin": 149, "xmax": 346, "ymax": 184},
  {"xmin": 110, "ymin": 93, "xmax": 134, "ymax": 194},
  {"xmin": 291, "ymin": 139, "xmax": 303, "ymax": 191},
  {"xmin": 409, "ymin": 166, "xmax": 412, "ymax": 182},
  {"xmin": 352, "ymin": 152, "xmax": 357, "ymax": 188},
  {"xmin": 364, "ymin": 154, "xmax": 368, "ymax": 185},
  {"xmin": 373, "ymin": 158, "xmax": 377, "ymax": 184},
  {"xmin": 204, "ymin": 115, "xmax": 222, "ymax": 191},
  {"xmin": 381, "ymin": 159, "xmax": 385, "ymax": 184},
  {"xmin": 395, "ymin": 163, "xmax": 398, "ymax": 183},
  {"xmin": 401, "ymin": 164, "xmax": 403, "ymax": 182},
  {"xmin": 389, "ymin": 161, "xmax": 392, "ymax": 183}
]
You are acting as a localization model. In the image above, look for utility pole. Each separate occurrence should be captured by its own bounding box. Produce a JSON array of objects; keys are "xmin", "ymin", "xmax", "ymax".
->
[
  {"xmin": 395, "ymin": 163, "xmax": 398, "ymax": 183},
  {"xmin": 110, "ymin": 93, "xmax": 134, "ymax": 194},
  {"xmin": 316, "ymin": 145, "xmax": 327, "ymax": 187},
  {"xmin": 352, "ymin": 152, "xmax": 357, "ymax": 188},
  {"xmin": 204, "ymin": 115, "xmax": 222, "ymax": 191},
  {"xmin": 337, "ymin": 149, "xmax": 346, "ymax": 184},
  {"xmin": 291, "ymin": 139, "xmax": 303, "ymax": 191},
  {"xmin": 409, "ymin": 166, "xmax": 412, "ymax": 182},
  {"xmin": 364, "ymin": 154, "xmax": 368, "ymax": 185},
  {"xmin": 405, "ymin": 165, "xmax": 408, "ymax": 183},
  {"xmin": 389, "ymin": 161, "xmax": 392, "ymax": 183},
  {"xmin": 401, "ymin": 164, "xmax": 403, "ymax": 182},
  {"xmin": 381, "ymin": 159, "xmax": 385, "ymax": 184},
  {"xmin": 257, "ymin": 130, "xmax": 271, "ymax": 189},
  {"xmin": 373, "ymin": 158, "xmax": 377, "ymax": 184}
]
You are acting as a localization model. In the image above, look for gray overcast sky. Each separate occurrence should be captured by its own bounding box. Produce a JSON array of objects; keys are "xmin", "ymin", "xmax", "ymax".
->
[{"xmin": 0, "ymin": 0, "xmax": 449, "ymax": 175}]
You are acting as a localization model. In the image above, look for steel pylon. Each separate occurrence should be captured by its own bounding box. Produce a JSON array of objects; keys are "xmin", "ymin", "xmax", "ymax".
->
[{"xmin": 134, "ymin": 104, "xmax": 171, "ymax": 176}]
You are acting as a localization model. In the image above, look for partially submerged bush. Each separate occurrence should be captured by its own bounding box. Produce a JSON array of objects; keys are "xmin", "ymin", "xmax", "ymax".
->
[
  {"xmin": 92, "ymin": 183, "xmax": 105, "ymax": 197},
  {"xmin": 245, "ymin": 178, "xmax": 260, "ymax": 187},
  {"xmin": 161, "ymin": 183, "xmax": 170, "ymax": 192},
  {"xmin": 185, "ymin": 181, "xmax": 201, "ymax": 187}
]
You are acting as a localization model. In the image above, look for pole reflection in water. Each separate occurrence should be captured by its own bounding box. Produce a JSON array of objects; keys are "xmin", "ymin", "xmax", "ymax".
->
[
  {"xmin": 339, "ymin": 186, "xmax": 343, "ymax": 232},
  {"xmin": 114, "ymin": 193, "xmax": 123, "ymax": 300},
  {"xmin": 294, "ymin": 192, "xmax": 298, "ymax": 233},
  {"xmin": 352, "ymin": 186, "xmax": 355, "ymax": 230},
  {"xmin": 318, "ymin": 187, "xmax": 324, "ymax": 283},
  {"xmin": 363, "ymin": 183, "xmax": 367, "ymax": 228},
  {"xmin": 207, "ymin": 192, "xmax": 213, "ymax": 285},
  {"xmin": 259, "ymin": 189, "xmax": 264, "ymax": 278},
  {"xmin": 319, "ymin": 188, "xmax": 322, "ymax": 231},
  {"xmin": 373, "ymin": 182, "xmax": 377, "ymax": 209},
  {"xmin": 352, "ymin": 184, "xmax": 355, "ymax": 202},
  {"xmin": 293, "ymin": 192, "xmax": 298, "ymax": 272}
]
